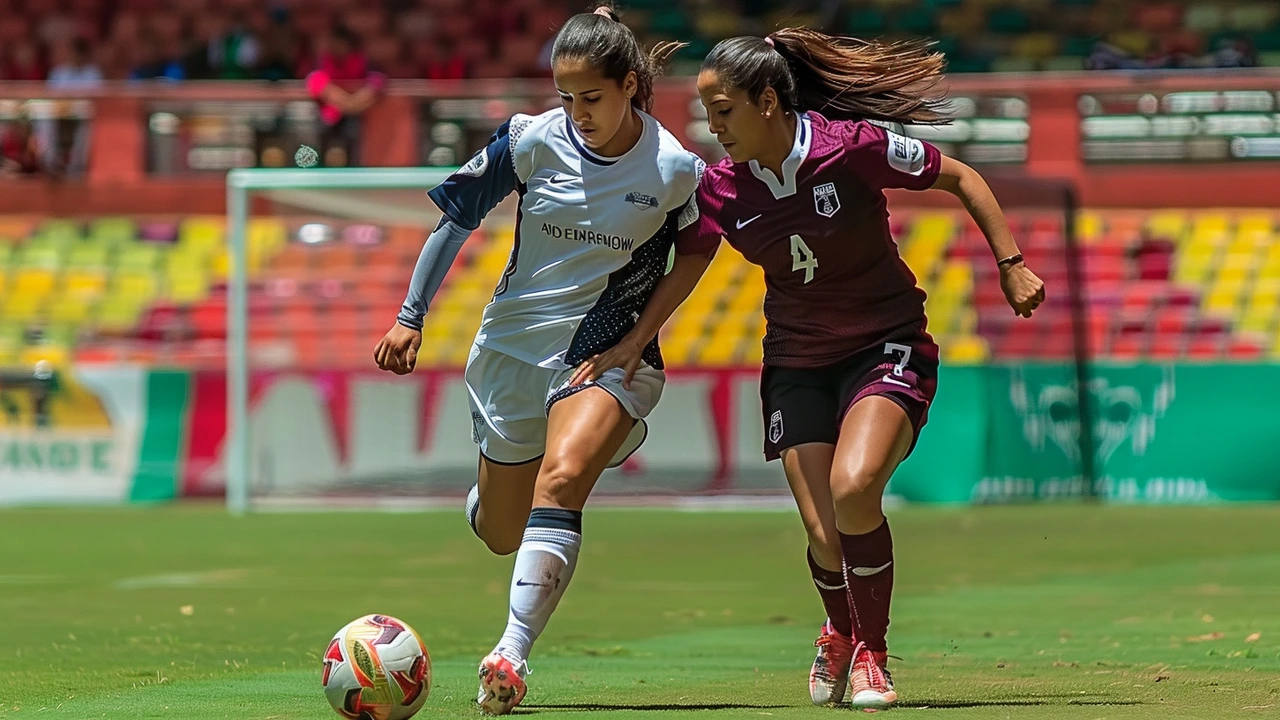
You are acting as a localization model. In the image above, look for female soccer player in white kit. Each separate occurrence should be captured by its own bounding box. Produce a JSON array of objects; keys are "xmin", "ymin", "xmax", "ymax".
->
[{"xmin": 373, "ymin": 6, "xmax": 701, "ymax": 715}]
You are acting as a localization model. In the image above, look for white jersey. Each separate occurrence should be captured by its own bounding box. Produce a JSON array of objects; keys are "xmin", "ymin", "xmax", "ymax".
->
[{"xmin": 428, "ymin": 107, "xmax": 703, "ymax": 369}]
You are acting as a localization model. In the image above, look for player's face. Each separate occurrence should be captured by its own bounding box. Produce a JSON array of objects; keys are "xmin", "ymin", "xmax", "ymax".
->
[
  {"xmin": 554, "ymin": 57, "xmax": 637, "ymax": 152},
  {"xmin": 697, "ymin": 69, "xmax": 773, "ymax": 164}
]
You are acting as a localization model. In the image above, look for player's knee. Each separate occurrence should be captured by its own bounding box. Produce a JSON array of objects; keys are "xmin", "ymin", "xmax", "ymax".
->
[
  {"xmin": 533, "ymin": 455, "xmax": 593, "ymax": 507},
  {"xmin": 830, "ymin": 463, "xmax": 887, "ymax": 507}
]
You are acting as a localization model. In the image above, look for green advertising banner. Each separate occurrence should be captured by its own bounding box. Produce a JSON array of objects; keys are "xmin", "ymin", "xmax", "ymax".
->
[{"xmin": 893, "ymin": 363, "xmax": 1280, "ymax": 504}]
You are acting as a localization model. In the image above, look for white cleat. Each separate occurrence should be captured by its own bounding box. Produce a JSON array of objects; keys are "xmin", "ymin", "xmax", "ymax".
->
[
  {"xmin": 848, "ymin": 642, "xmax": 897, "ymax": 711},
  {"xmin": 476, "ymin": 652, "xmax": 527, "ymax": 716},
  {"xmin": 809, "ymin": 619, "xmax": 855, "ymax": 705}
]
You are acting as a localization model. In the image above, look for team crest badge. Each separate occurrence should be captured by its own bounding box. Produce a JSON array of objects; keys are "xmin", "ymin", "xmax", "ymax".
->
[
  {"xmin": 813, "ymin": 182, "xmax": 840, "ymax": 218},
  {"xmin": 769, "ymin": 410, "xmax": 784, "ymax": 444}
]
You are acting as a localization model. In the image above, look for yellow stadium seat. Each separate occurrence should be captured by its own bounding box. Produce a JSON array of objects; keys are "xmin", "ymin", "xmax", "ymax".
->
[
  {"xmin": 1145, "ymin": 211, "xmax": 1187, "ymax": 242},
  {"xmin": 698, "ymin": 335, "xmax": 738, "ymax": 366},
  {"xmin": 1239, "ymin": 308, "xmax": 1275, "ymax": 334},
  {"xmin": 1190, "ymin": 213, "xmax": 1232, "ymax": 246},
  {"xmin": 942, "ymin": 335, "xmax": 990, "ymax": 364},
  {"xmin": 660, "ymin": 334, "xmax": 698, "ymax": 366},
  {"xmin": 95, "ymin": 296, "xmax": 144, "ymax": 333},
  {"xmin": 19, "ymin": 344, "xmax": 69, "ymax": 367},
  {"xmin": 2, "ymin": 294, "xmax": 44, "ymax": 322},
  {"xmin": 1077, "ymin": 211, "xmax": 1103, "ymax": 244},
  {"xmin": 1235, "ymin": 213, "xmax": 1274, "ymax": 242},
  {"xmin": 12, "ymin": 268, "xmax": 57, "ymax": 298},
  {"xmin": 63, "ymin": 270, "xmax": 107, "ymax": 299},
  {"xmin": 47, "ymin": 295, "xmax": 92, "ymax": 324},
  {"xmin": 114, "ymin": 270, "xmax": 159, "ymax": 301},
  {"xmin": 1217, "ymin": 254, "xmax": 1253, "ymax": 283},
  {"xmin": 168, "ymin": 272, "xmax": 210, "ymax": 304},
  {"xmin": 180, "ymin": 216, "xmax": 225, "ymax": 254},
  {"xmin": 1204, "ymin": 281, "xmax": 1246, "ymax": 315},
  {"xmin": 247, "ymin": 218, "xmax": 287, "ymax": 255}
]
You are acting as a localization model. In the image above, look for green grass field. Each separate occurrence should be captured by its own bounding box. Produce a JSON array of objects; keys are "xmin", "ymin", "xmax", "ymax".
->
[{"xmin": 1, "ymin": 504, "xmax": 1278, "ymax": 719}]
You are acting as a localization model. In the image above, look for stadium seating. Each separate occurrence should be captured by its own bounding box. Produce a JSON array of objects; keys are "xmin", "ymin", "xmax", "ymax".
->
[
  {"xmin": 4, "ymin": 0, "xmax": 1278, "ymax": 82},
  {"xmin": 1, "ymin": 208, "xmax": 1278, "ymax": 369}
]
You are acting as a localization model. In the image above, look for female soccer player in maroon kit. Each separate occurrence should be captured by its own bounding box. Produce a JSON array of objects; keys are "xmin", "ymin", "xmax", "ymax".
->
[{"xmin": 573, "ymin": 28, "xmax": 1045, "ymax": 710}]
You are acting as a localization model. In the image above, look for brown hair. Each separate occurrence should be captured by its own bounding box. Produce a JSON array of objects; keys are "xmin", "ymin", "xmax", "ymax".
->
[
  {"xmin": 551, "ymin": 3, "xmax": 685, "ymax": 113},
  {"xmin": 702, "ymin": 28, "xmax": 950, "ymax": 125}
]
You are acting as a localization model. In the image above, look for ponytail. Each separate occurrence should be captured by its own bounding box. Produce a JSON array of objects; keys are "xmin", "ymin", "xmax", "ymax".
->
[{"xmin": 703, "ymin": 28, "xmax": 950, "ymax": 125}]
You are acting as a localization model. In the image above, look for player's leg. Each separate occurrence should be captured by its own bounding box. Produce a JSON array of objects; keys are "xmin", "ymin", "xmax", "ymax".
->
[
  {"xmin": 764, "ymin": 366, "xmax": 856, "ymax": 705},
  {"xmin": 831, "ymin": 395, "xmax": 915, "ymax": 710},
  {"xmin": 478, "ymin": 370, "xmax": 658, "ymax": 715},
  {"xmin": 463, "ymin": 346, "xmax": 547, "ymax": 556},
  {"xmin": 781, "ymin": 443, "xmax": 860, "ymax": 705},
  {"xmin": 468, "ymin": 456, "xmax": 540, "ymax": 555}
]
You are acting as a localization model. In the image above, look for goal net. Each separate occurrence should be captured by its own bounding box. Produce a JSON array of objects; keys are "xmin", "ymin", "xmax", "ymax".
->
[{"xmin": 221, "ymin": 167, "xmax": 1081, "ymax": 512}]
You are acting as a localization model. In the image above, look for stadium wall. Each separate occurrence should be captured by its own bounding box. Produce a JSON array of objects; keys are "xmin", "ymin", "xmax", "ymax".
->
[
  {"xmin": 0, "ymin": 366, "xmax": 187, "ymax": 504},
  {"xmin": 173, "ymin": 365, "xmax": 1279, "ymax": 506},
  {"xmin": 5, "ymin": 363, "xmax": 1276, "ymax": 506}
]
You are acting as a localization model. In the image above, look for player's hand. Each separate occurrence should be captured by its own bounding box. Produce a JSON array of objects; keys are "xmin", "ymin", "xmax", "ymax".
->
[
  {"xmin": 373, "ymin": 323, "xmax": 422, "ymax": 375},
  {"xmin": 1001, "ymin": 261, "xmax": 1045, "ymax": 318},
  {"xmin": 569, "ymin": 335, "xmax": 645, "ymax": 389}
]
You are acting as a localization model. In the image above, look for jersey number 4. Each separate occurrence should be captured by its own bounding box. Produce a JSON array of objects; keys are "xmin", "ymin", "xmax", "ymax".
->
[{"xmin": 789, "ymin": 234, "xmax": 818, "ymax": 284}]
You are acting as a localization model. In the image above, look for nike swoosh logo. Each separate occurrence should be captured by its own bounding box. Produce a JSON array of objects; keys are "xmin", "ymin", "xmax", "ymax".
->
[
  {"xmin": 849, "ymin": 561, "xmax": 893, "ymax": 577},
  {"xmin": 814, "ymin": 579, "xmax": 847, "ymax": 591},
  {"xmin": 881, "ymin": 374, "xmax": 912, "ymax": 388},
  {"xmin": 548, "ymin": 173, "xmax": 574, "ymax": 184},
  {"xmin": 515, "ymin": 579, "xmax": 548, "ymax": 587},
  {"xmin": 736, "ymin": 214, "xmax": 762, "ymax": 229}
]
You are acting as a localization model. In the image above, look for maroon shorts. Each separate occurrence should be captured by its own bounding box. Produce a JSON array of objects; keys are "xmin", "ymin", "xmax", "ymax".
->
[{"xmin": 759, "ymin": 327, "xmax": 939, "ymax": 461}]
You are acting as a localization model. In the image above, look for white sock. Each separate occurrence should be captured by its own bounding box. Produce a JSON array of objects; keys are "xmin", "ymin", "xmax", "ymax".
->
[{"xmin": 494, "ymin": 508, "xmax": 582, "ymax": 666}]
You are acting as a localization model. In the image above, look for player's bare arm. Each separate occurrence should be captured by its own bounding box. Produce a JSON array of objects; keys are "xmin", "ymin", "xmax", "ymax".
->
[
  {"xmin": 931, "ymin": 155, "xmax": 1046, "ymax": 318},
  {"xmin": 570, "ymin": 248, "xmax": 715, "ymax": 388}
]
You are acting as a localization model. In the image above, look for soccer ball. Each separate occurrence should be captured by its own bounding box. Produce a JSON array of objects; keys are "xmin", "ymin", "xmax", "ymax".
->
[{"xmin": 321, "ymin": 614, "xmax": 431, "ymax": 720}]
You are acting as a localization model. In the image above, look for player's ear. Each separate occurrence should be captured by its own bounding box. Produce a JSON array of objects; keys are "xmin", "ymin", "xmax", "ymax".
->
[
  {"xmin": 758, "ymin": 86, "xmax": 779, "ymax": 119},
  {"xmin": 621, "ymin": 70, "xmax": 638, "ymax": 100}
]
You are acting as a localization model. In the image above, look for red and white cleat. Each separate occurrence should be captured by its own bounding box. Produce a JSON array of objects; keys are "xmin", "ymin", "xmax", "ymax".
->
[
  {"xmin": 848, "ymin": 642, "xmax": 897, "ymax": 711},
  {"xmin": 809, "ymin": 619, "xmax": 855, "ymax": 705},
  {"xmin": 476, "ymin": 652, "xmax": 527, "ymax": 716}
]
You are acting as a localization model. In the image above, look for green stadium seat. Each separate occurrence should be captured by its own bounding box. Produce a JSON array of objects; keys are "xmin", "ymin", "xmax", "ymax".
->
[
  {"xmin": 16, "ymin": 244, "xmax": 63, "ymax": 270},
  {"xmin": 34, "ymin": 218, "xmax": 82, "ymax": 243},
  {"xmin": 986, "ymin": 7, "xmax": 1031, "ymax": 34},
  {"xmin": 116, "ymin": 244, "xmax": 162, "ymax": 273},
  {"xmin": 88, "ymin": 216, "xmax": 137, "ymax": 245},
  {"xmin": 1042, "ymin": 55, "xmax": 1085, "ymax": 71},
  {"xmin": 66, "ymin": 242, "xmax": 111, "ymax": 270},
  {"xmin": 845, "ymin": 7, "xmax": 889, "ymax": 35}
]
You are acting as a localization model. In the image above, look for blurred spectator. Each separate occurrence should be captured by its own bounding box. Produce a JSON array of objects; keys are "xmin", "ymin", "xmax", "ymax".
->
[
  {"xmin": 208, "ymin": 12, "xmax": 262, "ymax": 79},
  {"xmin": 0, "ymin": 117, "xmax": 46, "ymax": 177},
  {"xmin": 258, "ymin": 24, "xmax": 298, "ymax": 81},
  {"xmin": 305, "ymin": 26, "xmax": 386, "ymax": 166},
  {"xmin": 418, "ymin": 38, "xmax": 469, "ymax": 80},
  {"xmin": 47, "ymin": 39, "xmax": 103, "ymax": 89},
  {"xmin": 129, "ymin": 36, "xmax": 187, "ymax": 81},
  {"xmin": 3, "ymin": 41, "xmax": 47, "ymax": 82}
]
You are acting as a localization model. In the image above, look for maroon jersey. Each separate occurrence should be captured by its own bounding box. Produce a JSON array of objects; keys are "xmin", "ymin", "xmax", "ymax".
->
[{"xmin": 678, "ymin": 112, "xmax": 942, "ymax": 368}]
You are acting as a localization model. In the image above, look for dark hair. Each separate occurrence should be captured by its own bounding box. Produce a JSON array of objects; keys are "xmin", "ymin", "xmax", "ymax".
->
[
  {"xmin": 550, "ymin": 3, "xmax": 683, "ymax": 113},
  {"xmin": 702, "ymin": 28, "xmax": 949, "ymax": 125}
]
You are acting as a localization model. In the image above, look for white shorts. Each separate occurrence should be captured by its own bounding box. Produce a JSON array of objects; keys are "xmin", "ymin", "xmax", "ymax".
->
[{"xmin": 464, "ymin": 345, "xmax": 665, "ymax": 466}]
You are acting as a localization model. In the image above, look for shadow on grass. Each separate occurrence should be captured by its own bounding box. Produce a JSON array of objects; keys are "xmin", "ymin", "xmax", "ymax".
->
[{"xmin": 517, "ymin": 702, "xmax": 790, "ymax": 713}]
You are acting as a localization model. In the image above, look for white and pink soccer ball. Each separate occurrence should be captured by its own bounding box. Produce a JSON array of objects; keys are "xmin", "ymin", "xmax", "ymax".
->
[{"xmin": 322, "ymin": 614, "xmax": 431, "ymax": 720}]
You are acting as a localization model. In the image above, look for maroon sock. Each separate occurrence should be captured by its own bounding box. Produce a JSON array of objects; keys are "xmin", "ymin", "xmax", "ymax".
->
[
  {"xmin": 839, "ymin": 519, "xmax": 894, "ymax": 652},
  {"xmin": 807, "ymin": 547, "xmax": 852, "ymax": 637}
]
